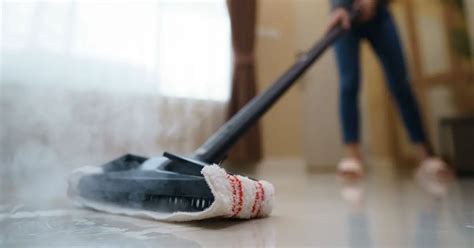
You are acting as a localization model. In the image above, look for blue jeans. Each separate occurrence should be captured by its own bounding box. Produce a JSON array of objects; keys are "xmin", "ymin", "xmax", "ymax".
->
[{"xmin": 334, "ymin": 7, "xmax": 427, "ymax": 144}]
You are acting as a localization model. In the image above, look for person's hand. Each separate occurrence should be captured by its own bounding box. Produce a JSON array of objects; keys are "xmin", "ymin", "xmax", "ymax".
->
[
  {"xmin": 326, "ymin": 8, "xmax": 351, "ymax": 33},
  {"xmin": 355, "ymin": 0, "xmax": 377, "ymax": 22}
]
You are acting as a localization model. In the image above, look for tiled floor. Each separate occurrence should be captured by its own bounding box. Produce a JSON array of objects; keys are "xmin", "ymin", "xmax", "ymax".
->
[{"xmin": 1, "ymin": 158, "xmax": 473, "ymax": 247}]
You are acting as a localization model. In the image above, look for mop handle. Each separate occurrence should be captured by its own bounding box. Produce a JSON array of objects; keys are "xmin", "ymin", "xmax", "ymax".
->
[{"xmin": 194, "ymin": 9, "xmax": 360, "ymax": 163}]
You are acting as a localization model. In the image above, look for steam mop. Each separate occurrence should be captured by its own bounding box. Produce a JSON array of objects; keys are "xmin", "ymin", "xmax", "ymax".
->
[{"xmin": 69, "ymin": 10, "xmax": 358, "ymax": 221}]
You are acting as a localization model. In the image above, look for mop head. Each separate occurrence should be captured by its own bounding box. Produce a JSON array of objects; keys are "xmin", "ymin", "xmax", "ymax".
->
[{"xmin": 68, "ymin": 164, "xmax": 274, "ymax": 222}]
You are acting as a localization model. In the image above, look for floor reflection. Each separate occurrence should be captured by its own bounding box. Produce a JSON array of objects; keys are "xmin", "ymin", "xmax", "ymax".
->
[
  {"xmin": 336, "ymin": 163, "xmax": 473, "ymax": 248},
  {"xmin": 415, "ymin": 198, "xmax": 441, "ymax": 248},
  {"xmin": 0, "ymin": 208, "xmax": 201, "ymax": 247},
  {"xmin": 0, "ymin": 206, "xmax": 276, "ymax": 247},
  {"xmin": 340, "ymin": 180, "xmax": 373, "ymax": 248},
  {"xmin": 1, "ymin": 158, "xmax": 472, "ymax": 247}
]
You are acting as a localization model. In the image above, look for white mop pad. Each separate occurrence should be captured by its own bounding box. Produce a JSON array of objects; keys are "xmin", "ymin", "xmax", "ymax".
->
[{"xmin": 68, "ymin": 164, "xmax": 274, "ymax": 222}]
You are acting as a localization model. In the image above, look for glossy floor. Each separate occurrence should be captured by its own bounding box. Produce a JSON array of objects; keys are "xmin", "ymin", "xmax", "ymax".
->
[{"xmin": 1, "ymin": 158, "xmax": 473, "ymax": 247}]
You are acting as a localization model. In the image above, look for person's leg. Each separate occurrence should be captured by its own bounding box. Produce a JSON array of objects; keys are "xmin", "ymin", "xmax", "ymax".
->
[
  {"xmin": 364, "ymin": 8, "xmax": 431, "ymax": 162},
  {"xmin": 334, "ymin": 30, "xmax": 362, "ymax": 158},
  {"xmin": 334, "ymin": 29, "xmax": 364, "ymax": 176}
]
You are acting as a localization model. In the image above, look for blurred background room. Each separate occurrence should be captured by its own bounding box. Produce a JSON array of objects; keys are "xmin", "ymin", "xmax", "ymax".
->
[{"xmin": 1, "ymin": 0, "xmax": 473, "ymax": 247}]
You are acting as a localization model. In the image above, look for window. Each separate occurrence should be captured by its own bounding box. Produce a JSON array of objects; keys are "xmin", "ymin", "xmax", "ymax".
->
[
  {"xmin": 158, "ymin": 1, "xmax": 231, "ymax": 101},
  {"xmin": 2, "ymin": 0, "xmax": 231, "ymax": 101}
]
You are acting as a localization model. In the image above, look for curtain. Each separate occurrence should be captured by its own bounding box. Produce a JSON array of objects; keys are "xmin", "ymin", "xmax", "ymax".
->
[
  {"xmin": 0, "ymin": 1, "xmax": 231, "ymax": 174},
  {"xmin": 226, "ymin": 0, "xmax": 262, "ymax": 162}
]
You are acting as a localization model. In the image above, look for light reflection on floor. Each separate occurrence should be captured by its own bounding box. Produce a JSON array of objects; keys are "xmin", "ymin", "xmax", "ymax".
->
[{"xmin": 1, "ymin": 158, "xmax": 473, "ymax": 247}]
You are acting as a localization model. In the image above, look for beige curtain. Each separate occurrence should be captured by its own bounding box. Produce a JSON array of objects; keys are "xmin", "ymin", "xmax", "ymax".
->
[{"xmin": 227, "ymin": 0, "xmax": 262, "ymax": 162}]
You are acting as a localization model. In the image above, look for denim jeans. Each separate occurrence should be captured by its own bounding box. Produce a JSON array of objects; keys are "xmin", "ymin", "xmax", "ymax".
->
[{"xmin": 334, "ymin": 7, "xmax": 426, "ymax": 144}]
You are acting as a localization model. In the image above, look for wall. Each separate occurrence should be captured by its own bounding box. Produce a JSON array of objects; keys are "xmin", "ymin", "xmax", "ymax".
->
[
  {"xmin": 255, "ymin": 0, "xmax": 362, "ymax": 164},
  {"xmin": 295, "ymin": 0, "xmax": 346, "ymax": 167},
  {"xmin": 256, "ymin": 0, "xmax": 303, "ymax": 158},
  {"xmin": 255, "ymin": 0, "xmax": 473, "ymax": 163},
  {"xmin": 255, "ymin": 0, "xmax": 367, "ymax": 165}
]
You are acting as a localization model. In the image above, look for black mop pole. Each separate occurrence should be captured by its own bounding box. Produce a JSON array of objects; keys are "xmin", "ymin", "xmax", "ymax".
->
[{"xmin": 194, "ymin": 10, "xmax": 359, "ymax": 164}]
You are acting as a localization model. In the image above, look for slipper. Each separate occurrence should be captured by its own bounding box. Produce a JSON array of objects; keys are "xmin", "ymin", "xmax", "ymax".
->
[
  {"xmin": 415, "ymin": 157, "xmax": 452, "ymax": 197},
  {"xmin": 417, "ymin": 157, "xmax": 452, "ymax": 180},
  {"xmin": 337, "ymin": 158, "xmax": 364, "ymax": 179}
]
